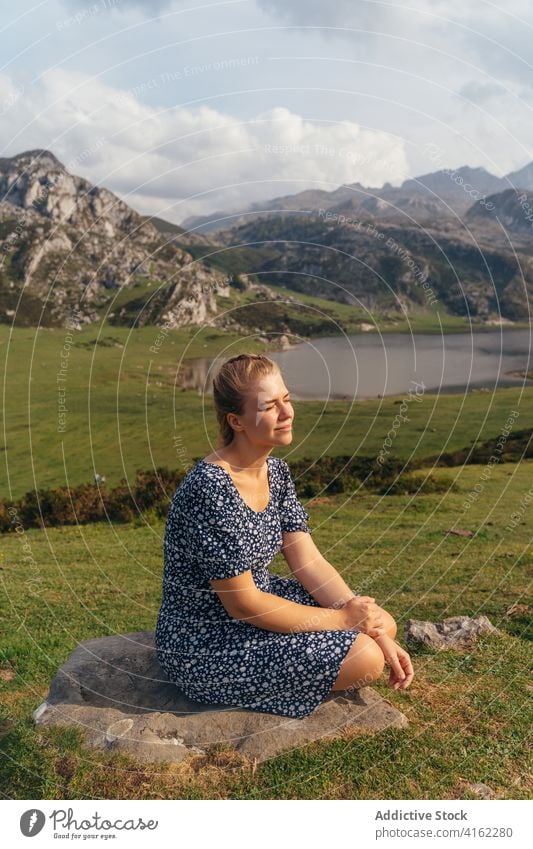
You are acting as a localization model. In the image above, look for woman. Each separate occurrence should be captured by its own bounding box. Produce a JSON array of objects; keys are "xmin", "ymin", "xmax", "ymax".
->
[{"xmin": 155, "ymin": 353, "xmax": 413, "ymax": 719}]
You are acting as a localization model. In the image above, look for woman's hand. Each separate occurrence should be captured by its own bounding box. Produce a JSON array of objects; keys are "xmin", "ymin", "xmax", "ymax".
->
[
  {"xmin": 339, "ymin": 596, "xmax": 388, "ymax": 637},
  {"xmin": 374, "ymin": 634, "xmax": 414, "ymax": 690}
]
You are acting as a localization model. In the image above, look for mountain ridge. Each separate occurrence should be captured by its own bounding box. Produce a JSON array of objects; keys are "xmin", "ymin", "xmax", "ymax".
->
[
  {"xmin": 0, "ymin": 149, "xmax": 230, "ymax": 328},
  {"xmin": 1, "ymin": 149, "xmax": 532, "ymax": 329},
  {"xmin": 181, "ymin": 163, "xmax": 530, "ymax": 234}
]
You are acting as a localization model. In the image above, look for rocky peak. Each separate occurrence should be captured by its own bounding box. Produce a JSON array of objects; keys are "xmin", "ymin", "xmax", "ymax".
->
[
  {"xmin": 0, "ymin": 148, "xmax": 156, "ymax": 242},
  {"xmin": 0, "ymin": 148, "xmax": 228, "ymax": 327},
  {"xmin": 400, "ymin": 166, "xmax": 505, "ymax": 199},
  {"xmin": 0, "ymin": 148, "xmax": 64, "ymax": 171}
]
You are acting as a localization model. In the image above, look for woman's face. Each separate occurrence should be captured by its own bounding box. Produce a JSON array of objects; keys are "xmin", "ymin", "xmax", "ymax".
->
[{"xmin": 229, "ymin": 370, "xmax": 294, "ymax": 447}]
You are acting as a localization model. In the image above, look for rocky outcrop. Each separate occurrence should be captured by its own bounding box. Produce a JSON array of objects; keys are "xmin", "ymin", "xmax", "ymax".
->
[
  {"xmin": 405, "ymin": 615, "xmax": 500, "ymax": 649},
  {"xmin": 32, "ymin": 630, "xmax": 409, "ymax": 765},
  {"xmin": 0, "ymin": 150, "xmax": 228, "ymax": 327}
]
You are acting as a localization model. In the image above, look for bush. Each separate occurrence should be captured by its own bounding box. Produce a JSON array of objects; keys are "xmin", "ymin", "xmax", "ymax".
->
[
  {"xmin": 0, "ymin": 430, "xmax": 512, "ymax": 533},
  {"xmin": 379, "ymin": 473, "xmax": 458, "ymax": 496},
  {"xmin": 0, "ymin": 467, "xmax": 186, "ymax": 533}
]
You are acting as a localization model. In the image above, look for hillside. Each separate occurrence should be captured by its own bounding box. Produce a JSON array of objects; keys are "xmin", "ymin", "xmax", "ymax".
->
[
  {"xmin": 466, "ymin": 188, "xmax": 533, "ymax": 234},
  {"xmin": 206, "ymin": 213, "xmax": 533, "ymax": 321},
  {"xmin": 0, "ymin": 150, "xmax": 229, "ymax": 328}
]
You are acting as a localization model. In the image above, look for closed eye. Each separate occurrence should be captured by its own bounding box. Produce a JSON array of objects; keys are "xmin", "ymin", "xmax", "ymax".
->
[{"xmin": 263, "ymin": 396, "xmax": 291, "ymax": 410}]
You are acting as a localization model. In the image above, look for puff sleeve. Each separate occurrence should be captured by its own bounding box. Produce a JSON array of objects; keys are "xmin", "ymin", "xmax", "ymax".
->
[
  {"xmin": 169, "ymin": 476, "xmax": 253, "ymax": 581},
  {"xmin": 278, "ymin": 460, "xmax": 312, "ymax": 534}
]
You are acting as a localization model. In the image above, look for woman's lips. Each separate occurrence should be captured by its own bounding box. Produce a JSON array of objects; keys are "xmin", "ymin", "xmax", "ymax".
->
[{"xmin": 275, "ymin": 425, "xmax": 292, "ymax": 431}]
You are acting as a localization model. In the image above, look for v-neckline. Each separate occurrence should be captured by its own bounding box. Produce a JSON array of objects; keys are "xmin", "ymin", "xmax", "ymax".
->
[{"xmin": 199, "ymin": 458, "xmax": 273, "ymax": 515}]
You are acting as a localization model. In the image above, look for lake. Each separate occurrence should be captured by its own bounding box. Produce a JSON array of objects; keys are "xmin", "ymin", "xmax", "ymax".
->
[{"xmin": 179, "ymin": 329, "xmax": 532, "ymax": 400}]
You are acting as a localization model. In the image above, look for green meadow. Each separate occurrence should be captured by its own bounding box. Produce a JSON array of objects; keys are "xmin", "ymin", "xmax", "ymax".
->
[
  {"xmin": 0, "ymin": 322, "xmax": 531, "ymax": 799},
  {"xmin": 0, "ymin": 460, "xmax": 531, "ymax": 799},
  {"xmin": 1, "ymin": 322, "xmax": 531, "ymax": 500}
]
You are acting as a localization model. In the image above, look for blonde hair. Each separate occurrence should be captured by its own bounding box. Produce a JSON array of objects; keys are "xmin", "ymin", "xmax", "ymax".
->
[{"xmin": 212, "ymin": 353, "xmax": 281, "ymax": 447}]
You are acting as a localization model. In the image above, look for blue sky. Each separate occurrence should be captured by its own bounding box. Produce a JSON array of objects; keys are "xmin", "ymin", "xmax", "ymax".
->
[{"xmin": 1, "ymin": 0, "xmax": 532, "ymax": 223}]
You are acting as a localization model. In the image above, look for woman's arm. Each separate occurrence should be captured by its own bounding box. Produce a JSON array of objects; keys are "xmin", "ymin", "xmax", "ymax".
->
[
  {"xmin": 210, "ymin": 569, "xmax": 354, "ymax": 633},
  {"xmin": 281, "ymin": 531, "xmax": 390, "ymax": 637},
  {"xmin": 212, "ymin": 569, "xmax": 389, "ymax": 636},
  {"xmin": 372, "ymin": 633, "xmax": 414, "ymax": 690},
  {"xmin": 281, "ymin": 530, "xmax": 358, "ymax": 608}
]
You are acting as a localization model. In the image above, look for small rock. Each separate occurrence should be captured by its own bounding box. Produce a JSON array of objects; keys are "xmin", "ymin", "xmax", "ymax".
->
[
  {"xmin": 505, "ymin": 603, "xmax": 530, "ymax": 618},
  {"xmin": 464, "ymin": 781, "xmax": 495, "ymax": 799},
  {"xmin": 405, "ymin": 615, "xmax": 499, "ymax": 649},
  {"xmin": 446, "ymin": 527, "xmax": 475, "ymax": 538}
]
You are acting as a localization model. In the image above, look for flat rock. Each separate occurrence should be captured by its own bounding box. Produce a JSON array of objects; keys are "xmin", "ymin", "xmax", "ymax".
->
[
  {"xmin": 405, "ymin": 615, "xmax": 499, "ymax": 649},
  {"xmin": 33, "ymin": 631, "xmax": 408, "ymax": 764}
]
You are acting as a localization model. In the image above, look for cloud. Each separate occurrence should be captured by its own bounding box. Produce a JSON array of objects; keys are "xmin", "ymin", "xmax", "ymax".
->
[
  {"xmin": 64, "ymin": 0, "xmax": 173, "ymax": 11},
  {"xmin": 259, "ymin": 0, "xmax": 401, "ymax": 29},
  {"xmin": 458, "ymin": 80, "xmax": 508, "ymax": 104},
  {"xmin": 258, "ymin": 0, "xmax": 533, "ymax": 87},
  {"xmin": 257, "ymin": 0, "xmax": 531, "ymax": 29},
  {"xmin": 0, "ymin": 69, "xmax": 408, "ymax": 223}
]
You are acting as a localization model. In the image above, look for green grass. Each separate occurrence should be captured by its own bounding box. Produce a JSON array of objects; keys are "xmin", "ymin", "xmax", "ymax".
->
[
  {"xmin": 1, "ymin": 461, "xmax": 531, "ymax": 799},
  {"xmin": 269, "ymin": 283, "xmax": 481, "ymax": 334},
  {"xmin": 2, "ymin": 323, "xmax": 532, "ymax": 500}
]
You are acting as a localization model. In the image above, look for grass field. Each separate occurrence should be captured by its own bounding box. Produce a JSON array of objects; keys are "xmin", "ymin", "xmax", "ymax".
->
[
  {"xmin": 2, "ymin": 322, "xmax": 532, "ymax": 501},
  {"xmin": 1, "ymin": 459, "xmax": 531, "ymax": 800}
]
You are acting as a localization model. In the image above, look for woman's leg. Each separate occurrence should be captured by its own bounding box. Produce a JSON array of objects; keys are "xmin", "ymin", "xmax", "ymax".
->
[
  {"xmin": 329, "ymin": 611, "xmax": 397, "ymax": 692},
  {"xmin": 330, "ymin": 633, "xmax": 385, "ymax": 691}
]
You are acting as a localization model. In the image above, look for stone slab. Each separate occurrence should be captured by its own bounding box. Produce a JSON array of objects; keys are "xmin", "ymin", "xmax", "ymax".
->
[{"xmin": 33, "ymin": 630, "xmax": 408, "ymax": 764}]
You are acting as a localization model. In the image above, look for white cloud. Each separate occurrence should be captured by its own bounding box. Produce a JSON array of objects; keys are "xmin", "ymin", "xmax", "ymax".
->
[
  {"xmin": 259, "ymin": 0, "xmax": 404, "ymax": 30},
  {"xmin": 64, "ymin": 0, "xmax": 173, "ymax": 12},
  {"xmin": 458, "ymin": 80, "xmax": 507, "ymax": 104},
  {"xmin": 0, "ymin": 69, "xmax": 408, "ymax": 223},
  {"xmin": 257, "ymin": 0, "xmax": 531, "ymax": 29},
  {"xmin": 258, "ymin": 0, "xmax": 533, "ymax": 87}
]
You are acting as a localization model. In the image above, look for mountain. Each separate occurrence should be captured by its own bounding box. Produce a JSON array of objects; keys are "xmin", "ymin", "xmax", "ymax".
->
[
  {"xmin": 181, "ymin": 183, "xmax": 369, "ymax": 234},
  {"xmin": 0, "ymin": 150, "xmax": 229, "ymax": 327},
  {"xmin": 2, "ymin": 149, "xmax": 532, "ymax": 329},
  {"xmin": 182, "ymin": 164, "xmax": 531, "ymax": 233},
  {"xmin": 209, "ymin": 210, "xmax": 533, "ymax": 321},
  {"xmin": 144, "ymin": 214, "xmax": 216, "ymax": 248},
  {"xmin": 466, "ymin": 188, "xmax": 533, "ymax": 233},
  {"xmin": 506, "ymin": 161, "xmax": 533, "ymax": 191},
  {"xmin": 176, "ymin": 160, "xmax": 533, "ymax": 322},
  {"xmin": 400, "ymin": 166, "xmax": 505, "ymax": 202},
  {"xmin": 143, "ymin": 215, "xmax": 185, "ymax": 237}
]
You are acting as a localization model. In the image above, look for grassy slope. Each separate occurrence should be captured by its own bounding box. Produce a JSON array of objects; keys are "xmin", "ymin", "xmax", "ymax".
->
[
  {"xmin": 0, "ymin": 461, "xmax": 531, "ymax": 800},
  {"xmin": 1, "ymin": 323, "xmax": 532, "ymax": 500}
]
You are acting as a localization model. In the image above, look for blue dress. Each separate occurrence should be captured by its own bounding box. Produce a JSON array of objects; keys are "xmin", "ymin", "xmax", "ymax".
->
[{"xmin": 155, "ymin": 456, "xmax": 360, "ymax": 719}]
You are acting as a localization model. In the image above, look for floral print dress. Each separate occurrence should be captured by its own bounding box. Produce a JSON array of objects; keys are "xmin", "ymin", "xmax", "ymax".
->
[{"xmin": 155, "ymin": 456, "xmax": 360, "ymax": 719}]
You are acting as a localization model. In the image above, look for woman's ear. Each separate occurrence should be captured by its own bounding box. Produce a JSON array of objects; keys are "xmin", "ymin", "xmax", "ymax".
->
[{"xmin": 226, "ymin": 412, "xmax": 243, "ymax": 433}]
